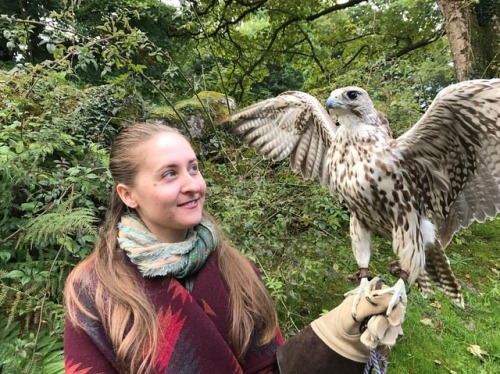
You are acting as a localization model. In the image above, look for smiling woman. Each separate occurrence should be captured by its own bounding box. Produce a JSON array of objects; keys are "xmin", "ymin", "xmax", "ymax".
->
[
  {"xmin": 115, "ymin": 130, "xmax": 207, "ymax": 243},
  {"xmin": 64, "ymin": 123, "xmax": 280, "ymax": 373},
  {"xmin": 63, "ymin": 122, "xmax": 406, "ymax": 374}
]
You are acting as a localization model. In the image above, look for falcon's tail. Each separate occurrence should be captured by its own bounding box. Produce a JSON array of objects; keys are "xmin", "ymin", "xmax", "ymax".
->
[{"xmin": 416, "ymin": 242, "xmax": 464, "ymax": 308}]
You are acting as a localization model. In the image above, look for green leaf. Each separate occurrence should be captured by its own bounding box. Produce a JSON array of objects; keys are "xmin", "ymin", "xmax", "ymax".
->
[
  {"xmin": 7, "ymin": 270, "xmax": 25, "ymax": 279},
  {"xmin": 15, "ymin": 141, "xmax": 24, "ymax": 154},
  {"xmin": 20, "ymin": 202, "xmax": 39, "ymax": 212},
  {"xmin": 46, "ymin": 43, "xmax": 56, "ymax": 54},
  {"xmin": 0, "ymin": 251, "xmax": 12, "ymax": 262}
]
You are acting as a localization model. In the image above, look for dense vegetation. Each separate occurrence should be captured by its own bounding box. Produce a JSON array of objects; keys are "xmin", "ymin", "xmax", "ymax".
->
[{"xmin": 0, "ymin": 0, "xmax": 499, "ymax": 373}]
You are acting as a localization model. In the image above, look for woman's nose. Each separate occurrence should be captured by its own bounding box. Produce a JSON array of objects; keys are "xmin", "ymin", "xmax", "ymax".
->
[{"xmin": 180, "ymin": 173, "xmax": 202, "ymax": 193}]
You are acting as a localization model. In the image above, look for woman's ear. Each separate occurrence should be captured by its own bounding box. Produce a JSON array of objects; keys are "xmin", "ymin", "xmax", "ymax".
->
[{"xmin": 116, "ymin": 183, "xmax": 138, "ymax": 208}]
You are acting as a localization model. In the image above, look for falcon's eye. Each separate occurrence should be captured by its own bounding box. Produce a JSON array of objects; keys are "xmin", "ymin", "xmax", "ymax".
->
[{"xmin": 346, "ymin": 91, "xmax": 360, "ymax": 100}]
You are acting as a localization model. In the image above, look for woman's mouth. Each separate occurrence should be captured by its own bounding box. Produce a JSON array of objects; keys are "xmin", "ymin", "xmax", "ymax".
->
[{"xmin": 178, "ymin": 198, "xmax": 199, "ymax": 207}]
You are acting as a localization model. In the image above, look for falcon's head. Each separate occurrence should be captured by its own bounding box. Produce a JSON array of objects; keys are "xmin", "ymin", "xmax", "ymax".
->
[{"xmin": 326, "ymin": 86, "xmax": 378, "ymax": 125}]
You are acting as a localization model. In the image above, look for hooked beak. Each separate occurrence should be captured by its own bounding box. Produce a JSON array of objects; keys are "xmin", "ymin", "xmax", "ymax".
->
[{"xmin": 325, "ymin": 93, "xmax": 344, "ymax": 114}]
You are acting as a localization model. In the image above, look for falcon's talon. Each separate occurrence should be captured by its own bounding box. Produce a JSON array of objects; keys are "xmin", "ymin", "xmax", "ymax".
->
[
  {"xmin": 365, "ymin": 296, "xmax": 378, "ymax": 306},
  {"xmin": 357, "ymin": 267, "xmax": 370, "ymax": 279},
  {"xmin": 372, "ymin": 278, "xmax": 408, "ymax": 316},
  {"xmin": 345, "ymin": 276, "xmax": 385, "ymax": 319}
]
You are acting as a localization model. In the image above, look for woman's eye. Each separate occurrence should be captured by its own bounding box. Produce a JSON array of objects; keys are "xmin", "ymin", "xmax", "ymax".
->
[
  {"xmin": 162, "ymin": 170, "xmax": 176, "ymax": 178},
  {"xmin": 189, "ymin": 163, "xmax": 199, "ymax": 173}
]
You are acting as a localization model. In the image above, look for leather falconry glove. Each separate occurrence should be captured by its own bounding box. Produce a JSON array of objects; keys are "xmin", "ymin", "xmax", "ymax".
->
[
  {"xmin": 311, "ymin": 277, "xmax": 405, "ymax": 362},
  {"xmin": 277, "ymin": 277, "xmax": 405, "ymax": 374}
]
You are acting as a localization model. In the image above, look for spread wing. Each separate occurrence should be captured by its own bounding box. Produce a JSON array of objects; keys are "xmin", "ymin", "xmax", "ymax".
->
[
  {"xmin": 394, "ymin": 79, "xmax": 500, "ymax": 247},
  {"xmin": 223, "ymin": 91, "xmax": 338, "ymax": 188}
]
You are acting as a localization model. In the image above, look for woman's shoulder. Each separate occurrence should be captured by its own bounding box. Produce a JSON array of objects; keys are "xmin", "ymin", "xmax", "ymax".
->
[{"xmin": 66, "ymin": 256, "xmax": 98, "ymax": 291}]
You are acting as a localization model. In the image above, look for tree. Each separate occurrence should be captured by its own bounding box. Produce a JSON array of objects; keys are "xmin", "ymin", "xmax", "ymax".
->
[
  {"xmin": 181, "ymin": 0, "xmax": 367, "ymax": 101},
  {"xmin": 437, "ymin": 0, "xmax": 473, "ymax": 81},
  {"xmin": 437, "ymin": 0, "xmax": 500, "ymax": 80},
  {"xmin": 472, "ymin": 0, "xmax": 500, "ymax": 78},
  {"xmin": 176, "ymin": 0, "xmax": 452, "ymax": 103},
  {"xmin": 0, "ymin": 0, "xmax": 65, "ymax": 63}
]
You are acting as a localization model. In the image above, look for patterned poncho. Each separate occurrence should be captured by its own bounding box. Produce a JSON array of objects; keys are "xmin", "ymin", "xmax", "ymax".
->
[{"xmin": 64, "ymin": 253, "xmax": 283, "ymax": 373}]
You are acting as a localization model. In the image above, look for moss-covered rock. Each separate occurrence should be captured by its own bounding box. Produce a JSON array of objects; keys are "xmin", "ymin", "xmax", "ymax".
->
[{"xmin": 150, "ymin": 90, "xmax": 236, "ymax": 138}]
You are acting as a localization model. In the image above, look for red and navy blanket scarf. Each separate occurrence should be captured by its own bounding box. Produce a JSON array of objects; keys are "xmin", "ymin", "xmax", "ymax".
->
[{"xmin": 64, "ymin": 252, "xmax": 284, "ymax": 373}]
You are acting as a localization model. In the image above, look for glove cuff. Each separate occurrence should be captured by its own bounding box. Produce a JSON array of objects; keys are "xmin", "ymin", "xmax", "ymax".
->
[{"xmin": 311, "ymin": 303, "xmax": 370, "ymax": 363}]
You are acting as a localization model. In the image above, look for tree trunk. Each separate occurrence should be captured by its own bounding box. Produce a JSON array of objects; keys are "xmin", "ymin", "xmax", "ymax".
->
[
  {"xmin": 437, "ymin": 0, "xmax": 473, "ymax": 81},
  {"xmin": 471, "ymin": 0, "xmax": 500, "ymax": 78}
]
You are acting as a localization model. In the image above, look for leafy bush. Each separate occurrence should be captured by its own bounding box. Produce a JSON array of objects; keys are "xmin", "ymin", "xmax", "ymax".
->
[{"xmin": 0, "ymin": 66, "xmax": 146, "ymax": 372}]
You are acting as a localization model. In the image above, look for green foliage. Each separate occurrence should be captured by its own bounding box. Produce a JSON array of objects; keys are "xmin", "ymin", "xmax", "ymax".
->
[
  {"xmin": 171, "ymin": 0, "xmax": 455, "ymax": 104},
  {"xmin": 0, "ymin": 52, "xmax": 145, "ymax": 373},
  {"xmin": 0, "ymin": 312, "xmax": 64, "ymax": 374},
  {"xmin": 0, "ymin": 0, "xmax": 65, "ymax": 63},
  {"xmin": 20, "ymin": 203, "xmax": 97, "ymax": 253}
]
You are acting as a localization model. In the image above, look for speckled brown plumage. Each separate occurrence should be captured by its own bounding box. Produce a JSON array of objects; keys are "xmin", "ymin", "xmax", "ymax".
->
[{"xmin": 224, "ymin": 79, "xmax": 500, "ymax": 308}]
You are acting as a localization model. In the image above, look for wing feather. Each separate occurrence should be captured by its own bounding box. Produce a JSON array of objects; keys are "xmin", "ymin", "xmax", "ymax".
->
[
  {"xmin": 224, "ymin": 91, "xmax": 337, "ymax": 185},
  {"xmin": 394, "ymin": 79, "xmax": 500, "ymax": 247}
]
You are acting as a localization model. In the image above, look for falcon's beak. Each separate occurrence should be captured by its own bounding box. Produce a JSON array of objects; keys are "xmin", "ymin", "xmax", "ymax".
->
[{"xmin": 326, "ymin": 95, "xmax": 344, "ymax": 114}]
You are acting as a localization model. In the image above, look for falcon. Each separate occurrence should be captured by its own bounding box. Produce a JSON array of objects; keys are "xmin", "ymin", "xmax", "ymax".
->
[{"xmin": 223, "ymin": 79, "xmax": 500, "ymax": 316}]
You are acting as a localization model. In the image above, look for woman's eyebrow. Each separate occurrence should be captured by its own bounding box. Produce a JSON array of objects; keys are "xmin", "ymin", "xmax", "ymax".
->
[{"xmin": 157, "ymin": 158, "xmax": 198, "ymax": 171}]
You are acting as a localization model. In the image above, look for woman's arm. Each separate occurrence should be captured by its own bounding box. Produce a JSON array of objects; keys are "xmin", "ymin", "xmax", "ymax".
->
[
  {"xmin": 64, "ymin": 317, "xmax": 119, "ymax": 374},
  {"xmin": 277, "ymin": 325, "xmax": 366, "ymax": 373}
]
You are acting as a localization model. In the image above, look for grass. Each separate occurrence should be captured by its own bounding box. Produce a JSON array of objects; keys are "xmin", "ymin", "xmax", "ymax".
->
[
  {"xmin": 210, "ymin": 149, "xmax": 500, "ymax": 374},
  {"xmin": 372, "ymin": 221, "xmax": 499, "ymax": 373}
]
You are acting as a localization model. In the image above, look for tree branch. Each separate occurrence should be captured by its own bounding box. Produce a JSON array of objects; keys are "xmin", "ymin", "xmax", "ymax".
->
[
  {"xmin": 221, "ymin": 0, "xmax": 367, "ymax": 96},
  {"xmin": 390, "ymin": 29, "xmax": 445, "ymax": 59}
]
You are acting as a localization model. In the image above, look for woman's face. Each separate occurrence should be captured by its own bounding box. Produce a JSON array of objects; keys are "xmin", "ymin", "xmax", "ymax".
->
[{"xmin": 118, "ymin": 131, "xmax": 206, "ymax": 243}]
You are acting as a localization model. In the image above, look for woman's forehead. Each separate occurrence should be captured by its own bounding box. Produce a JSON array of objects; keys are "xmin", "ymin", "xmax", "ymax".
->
[{"xmin": 136, "ymin": 132, "xmax": 195, "ymax": 163}]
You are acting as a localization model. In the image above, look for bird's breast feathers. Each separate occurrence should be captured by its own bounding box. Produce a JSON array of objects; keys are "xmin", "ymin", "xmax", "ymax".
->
[{"xmin": 328, "ymin": 131, "xmax": 413, "ymax": 227}]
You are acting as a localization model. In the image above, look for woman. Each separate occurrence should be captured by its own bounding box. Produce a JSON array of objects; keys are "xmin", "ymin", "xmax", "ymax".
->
[{"xmin": 64, "ymin": 122, "xmax": 405, "ymax": 374}]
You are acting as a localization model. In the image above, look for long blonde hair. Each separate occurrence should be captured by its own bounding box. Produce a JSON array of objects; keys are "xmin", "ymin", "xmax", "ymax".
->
[{"xmin": 64, "ymin": 123, "xmax": 278, "ymax": 373}]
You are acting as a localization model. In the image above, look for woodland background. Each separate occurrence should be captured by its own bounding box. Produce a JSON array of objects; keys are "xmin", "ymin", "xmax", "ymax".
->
[{"xmin": 0, "ymin": 0, "xmax": 499, "ymax": 373}]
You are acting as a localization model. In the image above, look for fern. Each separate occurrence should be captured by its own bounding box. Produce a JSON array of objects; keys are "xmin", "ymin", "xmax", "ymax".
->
[
  {"xmin": 38, "ymin": 333, "xmax": 64, "ymax": 374},
  {"xmin": 0, "ymin": 283, "xmax": 44, "ymax": 327},
  {"xmin": 19, "ymin": 203, "xmax": 97, "ymax": 250},
  {"xmin": 0, "ymin": 280, "xmax": 65, "ymax": 373},
  {"xmin": 0, "ymin": 312, "xmax": 64, "ymax": 374},
  {"xmin": 0, "ymin": 315, "xmax": 22, "ymax": 371}
]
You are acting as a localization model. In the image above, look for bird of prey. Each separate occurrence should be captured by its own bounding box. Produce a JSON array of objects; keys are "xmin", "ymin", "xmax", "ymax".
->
[{"xmin": 224, "ymin": 79, "xmax": 500, "ymax": 316}]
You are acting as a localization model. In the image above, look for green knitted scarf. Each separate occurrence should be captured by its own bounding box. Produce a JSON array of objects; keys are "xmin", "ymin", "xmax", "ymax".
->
[{"xmin": 118, "ymin": 213, "xmax": 217, "ymax": 290}]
